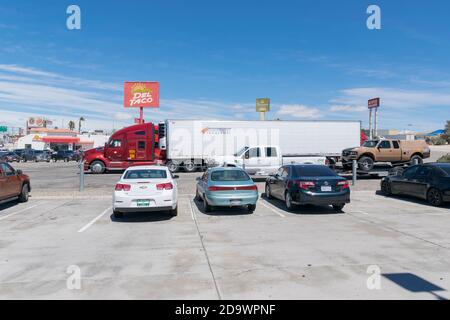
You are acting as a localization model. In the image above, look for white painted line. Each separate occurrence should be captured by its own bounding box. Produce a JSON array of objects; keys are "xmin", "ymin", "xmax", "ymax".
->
[
  {"xmin": 78, "ymin": 206, "xmax": 112, "ymax": 233},
  {"xmin": 188, "ymin": 198, "xmax": 196, "ymax": 221},
  {"xmin": 352, "ymin": 210, "xmax": 369, "ymax": 215},
  {"xmin": 376, "ymin": 194, "xmax": 449, "ymax": 214},
  {"xmin": 0, "ymin": 204, "xmax": 40, "ymax": 221},
  {"xmin": 259, "ymin": 199, "xmax": 286, "ymax": 218}
]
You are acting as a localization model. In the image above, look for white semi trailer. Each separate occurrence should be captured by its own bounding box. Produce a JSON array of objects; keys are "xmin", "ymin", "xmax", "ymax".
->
[{"xmin": 158, "ymin": 119, "xmax": 361, "ymax": 173}]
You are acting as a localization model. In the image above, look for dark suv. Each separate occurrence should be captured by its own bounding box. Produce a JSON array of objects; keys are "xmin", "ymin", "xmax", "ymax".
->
[
  {"xmin": 21, "ymin": 149, "xmax": 51, "ymax": 162},
  {"xmin": 51, "ymin": 150, "xmax": 80, "ymax": 162}
]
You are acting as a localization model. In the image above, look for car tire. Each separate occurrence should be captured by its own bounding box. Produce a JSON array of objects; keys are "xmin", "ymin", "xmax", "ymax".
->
[
  {"xmin": 332, "ymin": 204, "xmax": 345, "ymax": 212},
  {"xmin": 410, "ymin": 155, "xmax": 423, "ymax": 165},
  {"xmin": 427, "ymin": 188, "xmax": 443, "ymax": 207},
  {"xmin": 265, "ymin": 184, "xmax": 272, "ymax": 199},
  {"xmin": 247, "ymin": 204, "xmax": 256, "ymax": 213},
  {"xmin": 195, "ymin": 188, "xmax": 202, "ymax": 201},
  {"xmin": 113, "ymin": 210, "xmax": 123, "ymax": 218},
  {"xmin": 358, "ymin": 156, "xmax": 374, "ymax": 171},
  {"xmin": 285, "ymin": 191, "xmax": 295, "ymax": 211},
  {"xmin": 170, "ymin": 206, "xmax": 178, "ymax": 217},
  {"xmin": 183, "ymin": 161, "xmax": 196, "ymax": 172},
  {"xmin": 167, "ymin": 160, "xmax": 179, "ymax": 173},
  {"xmin": 203, "ymin": 195, "xmax": 212, "ymax": 212},
  {"xmin": 18, "ymin": 184, "xmax": 29, "ymax": 203},
  {"xmin": 90, "ymin": 160, "xmax": 106, "ymax": 174},
  {"xmin": 381, "ymin": 180, "xmax": 392, "ymax": 196}
]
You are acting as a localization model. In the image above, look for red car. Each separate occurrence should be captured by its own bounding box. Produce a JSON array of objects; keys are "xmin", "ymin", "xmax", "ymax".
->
[{"xmin": 0, "ymin": 162, "xmax": 31, "ymax": 204}]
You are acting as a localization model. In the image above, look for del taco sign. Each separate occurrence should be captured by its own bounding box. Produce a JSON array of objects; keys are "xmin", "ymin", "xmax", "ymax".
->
[{"xmin": 124, "ymin": 82, "xmax": 160, "ymax": 108}]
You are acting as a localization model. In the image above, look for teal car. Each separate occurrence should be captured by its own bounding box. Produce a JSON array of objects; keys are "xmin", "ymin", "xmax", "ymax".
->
[{"xmin": 195, "ymin": 167, "xmax": 258, "ymax": 213}]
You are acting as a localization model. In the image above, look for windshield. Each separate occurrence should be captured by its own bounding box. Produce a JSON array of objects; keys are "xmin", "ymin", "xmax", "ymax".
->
[
  {"xmin": 438, "ymin": 166, "xmax": 450, "ymax": 176},
  {"xmin": 234, "ymin": 146, "xmax": 248, "ymax": 157},
  {"xmin": 363, "ymin": 140, "xmax": 379, "ymax": 148},
  {"xmin": 293, "ymin": 165, "xmax": 338, "ymax": 177},
  {"xmin": 124, "ymin": 169, "xmax": 167, "ymax": 179},
  {"xmin": 211, "ymin": 170, "xmax": 251, "ymax": 181}
]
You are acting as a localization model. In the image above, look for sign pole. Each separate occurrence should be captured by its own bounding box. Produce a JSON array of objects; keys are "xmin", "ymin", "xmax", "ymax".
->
[
  {"xmin": 374, "ymin": 107, "xmax": 378, "ymax": 138},
  {"xmin": 139, "ymin": 107, "xmax": 144, "ymax": 124},
  {"xmin": 369, "ymin": 109, "xmax": 373, "ymax": 140}
]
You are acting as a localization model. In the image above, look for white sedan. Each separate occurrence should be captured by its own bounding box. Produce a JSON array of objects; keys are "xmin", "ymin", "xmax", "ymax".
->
[{"xmin": 113, "ymin": 166, "xmax": 178, "ymax": 218}]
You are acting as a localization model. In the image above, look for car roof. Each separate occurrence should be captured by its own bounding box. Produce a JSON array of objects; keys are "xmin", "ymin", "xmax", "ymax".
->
[
  {"xmin": 208, "ymin": 166, "xmax": 246, "ymax": 172},
  {"xmin": 125, "ymin": 165, "xmax": 169, "ymax": 171},
  {"xmin": 424, "ymin": 163, "xmax": 450, "ymax": 168}
]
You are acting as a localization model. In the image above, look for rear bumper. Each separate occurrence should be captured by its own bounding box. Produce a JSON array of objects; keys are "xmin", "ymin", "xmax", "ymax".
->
[
  {"xmin": 205, "ymin": 192, "xmax": 258, "ymax": 207},
  {"xmin": 113, "ymin": 193, "xmax": 176, "ymax": 211},
  {"xmin": 293, "ymin": 190, "xmax": 350, "ymax": 206}
]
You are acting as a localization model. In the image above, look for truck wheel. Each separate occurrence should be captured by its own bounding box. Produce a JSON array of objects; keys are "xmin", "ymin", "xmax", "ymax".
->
[
  {"xmin": 18, "ymin": 184, "xmax": 29, "ymax": 203},
  {"xmin": 183, "ymin": 160, "xmax": 196, "ymax": 172},
  {"xmin": 358, "ymin": 156, "xmax": 374, "ymax": 171},
  {"xmin": 90, "ymin": 160, "xmax": 106, "ymax": 174},
  {"xmin": 167, "ymin": 161, "xmax": 179, "ymax": 173},
  {"xmin": 410, "ymin": 155, "xmax": 423, "ymax": 165}
]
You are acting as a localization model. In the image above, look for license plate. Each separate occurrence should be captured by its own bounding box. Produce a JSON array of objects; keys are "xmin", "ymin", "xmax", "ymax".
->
[
  {"xmin": 321, "ymin": 186, "xmax": 332, "ymax": 192},
  {"xmin": 230, "ymin": 200, "xmax": 242, "ymax": 206},
  {"xmin": 136, "ymin": 200, "xmax": 151, "ymax": 207}
]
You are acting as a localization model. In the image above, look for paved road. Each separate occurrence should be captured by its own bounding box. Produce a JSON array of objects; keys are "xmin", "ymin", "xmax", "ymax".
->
[{"xmin": 1, "ymin": 163, "xmax": 449, "ymax": 299}]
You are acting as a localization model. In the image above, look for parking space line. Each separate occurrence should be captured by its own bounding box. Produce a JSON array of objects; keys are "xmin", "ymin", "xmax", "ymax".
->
[
  {"xmin": 259, "ymin": 199, "xmax": 286, "ymax": 218},
  {"xmin": 78, "ymin": 206, "xmax": 112, "ymax": 233},
  {"xmin": 375, "ymin": 194, "xmax": 449, "ymax": 214},
  {"xmin": 0, "ymin": 203, "xmax": 40, "ymax": 221},
  {"xmin": 188, "ymin": 198, "xmax": 196, "ymax": 221}
]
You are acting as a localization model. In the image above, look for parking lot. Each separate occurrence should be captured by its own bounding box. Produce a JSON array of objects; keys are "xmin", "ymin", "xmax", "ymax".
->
[{"xmin": 1, "ymin": 158, "xmax": 450, "ymax": 300}]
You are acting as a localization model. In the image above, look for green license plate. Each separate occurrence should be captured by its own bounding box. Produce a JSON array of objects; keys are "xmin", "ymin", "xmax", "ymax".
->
[{"xmin": 137, "ymin": 200, "xmax": 151, "ymax": 207}]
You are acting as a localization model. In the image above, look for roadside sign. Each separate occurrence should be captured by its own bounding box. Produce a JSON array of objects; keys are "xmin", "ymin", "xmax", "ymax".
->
[
  {"xmin": 256, "ymin": 98, "xmax": 270, "ymax": 112},
  {"xmin": 0, "ymin": 126, "xmax": 7, "ymax": 132},
  {"xmin": 368, "ymin": 98, "xmax": 380, "ymax": 109},
  {"xmin": 124, "ymin": 82, "xmax": 160, "ymax": 108}
]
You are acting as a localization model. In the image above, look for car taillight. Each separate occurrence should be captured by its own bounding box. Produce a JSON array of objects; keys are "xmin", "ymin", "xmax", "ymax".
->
[
  {"xmin": 298, "ymin": 181, "xmax": 315, "ymax": 190},
  {"xmin": 337, "ymin": 181, "xmax": 350, "ymax": 189},
  {"xmin": 157, "ymin": 182, "xmax": 173, "ymax": 190},
  {"xmin": 208, "ymin": 185, "xmax": 258, "ymax": 191},
  {"xmin": 115, "ymin": 183, "xmax": 131, "ymax": 191}
]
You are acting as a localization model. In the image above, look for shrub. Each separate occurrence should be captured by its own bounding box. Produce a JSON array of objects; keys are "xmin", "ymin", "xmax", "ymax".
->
[{"xmin": 437, "ymin": 154, "xmax": 450, "ymax": 163}]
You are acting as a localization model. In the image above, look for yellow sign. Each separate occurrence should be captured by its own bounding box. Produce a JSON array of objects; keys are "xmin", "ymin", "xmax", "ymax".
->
[{"xmin": 256, "ymin": 98, "xmax": 270, "ymax": 112}]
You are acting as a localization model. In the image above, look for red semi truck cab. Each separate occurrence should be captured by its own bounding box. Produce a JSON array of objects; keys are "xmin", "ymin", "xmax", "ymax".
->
[{"xmin": 83, "ymin": 122, "xmax": 163, "ymax": 174}]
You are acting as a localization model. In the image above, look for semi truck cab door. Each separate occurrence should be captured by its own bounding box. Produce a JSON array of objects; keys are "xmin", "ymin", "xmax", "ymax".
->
[{"xmin": 105, "ymin": 139, "xmax": 123, "ymax": 161}]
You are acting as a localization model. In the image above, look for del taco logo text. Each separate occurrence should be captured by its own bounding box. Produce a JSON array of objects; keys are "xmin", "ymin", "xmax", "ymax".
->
[{"xmin": 124, "ymin": 81, "xmax": 160, "ymax": 108}]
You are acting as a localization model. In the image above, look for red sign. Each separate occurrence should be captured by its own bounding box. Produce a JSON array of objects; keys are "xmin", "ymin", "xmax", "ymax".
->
[
  {"xmin": 124, "ymin": 82, "xmax": 160, "ymax": 108},
  {"xmin": 368, "ymin": 98, "xmax": 380, "ymax": 109}
]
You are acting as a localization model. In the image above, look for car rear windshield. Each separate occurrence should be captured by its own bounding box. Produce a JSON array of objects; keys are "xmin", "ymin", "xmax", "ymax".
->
[
  {"xmin": 293, "ymin": 166, "xmax": 337, "ymax": 177},
  {"xmin": 438, "ymin": 166, "xmax": 450, "ymax": 176},
  {"xmin": 211, "ymin": 170, "xmax": 250, "ymax": 181},
  {"xmin": 124, "ymin": 169, "xmax": 167, "ymax": 179}
]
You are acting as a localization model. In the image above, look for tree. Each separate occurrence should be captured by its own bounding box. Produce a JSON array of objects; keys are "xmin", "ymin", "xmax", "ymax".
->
[
  {"xmin": 68, "ymin": 120, "xmax": 76, "ymax": 131},
  {"xmin": 445, "ymin": 120, "xmax": 450, "ymax": 143},
  {"xmin": 78, "ymin": 117, "xmax": 85, "ymax": 134}
]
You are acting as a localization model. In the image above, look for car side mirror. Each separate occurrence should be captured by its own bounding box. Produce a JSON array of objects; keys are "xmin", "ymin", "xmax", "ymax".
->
[{"xmin": 16, "ymin": 169, "xmax": 23, "ymax": 175}]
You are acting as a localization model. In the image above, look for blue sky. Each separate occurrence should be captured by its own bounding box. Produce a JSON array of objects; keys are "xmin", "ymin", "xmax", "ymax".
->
[{"xmin": 0, "ymin": 0, "xmax": 449, "ymax": 132}]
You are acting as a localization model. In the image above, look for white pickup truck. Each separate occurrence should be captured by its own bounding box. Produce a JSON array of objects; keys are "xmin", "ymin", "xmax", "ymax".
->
[{"xmin": 208, "ymin": 145, "xmax": 327, "ymax": 176}]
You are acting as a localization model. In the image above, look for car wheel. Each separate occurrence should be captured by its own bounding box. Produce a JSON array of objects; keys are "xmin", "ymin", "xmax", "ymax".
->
[
  {"xmin": 285, "ymin": 191, "xmax": 295, "ymax": 211},
  {"xmin": 358, "ymin": 156, "xmax": 374, "ymax": 171},
  {"xmin": 427, "ymin": 188, "xmax": 443, "ymax": 207},
  {"xmin": 247, "ymin": 204, "xmax": 256, "ymax": 213},
  {"xmin": 203, "ymin": 194, "xmax": 212, "ymax": 212},
  {"xmin": 332, "ymin": 204, "xmax": 345, "ymax": 212},
  {"xmin": 265, "ymin": 184, "xmax": 272, "ymax": 199},
  {"xmin": 18, "ymin": 184, "xmax": 29, "ymax": 203},
  {"xmin": 381, "ymin": 180, "xmax": 392, "ymax": 195},
  {"xmin": 195, "ymin": 188, "xmax": 202, "ymax": 201},
  {"xmin": 90, "ymin": 160, "xmax": 106, "ymax": 174},
  {"xmin": 410, "ymin": 155, "xmax": 423, "ymax": 165},
  {"xmin": 183, "ymin": 161, "xmax": 196, "ymax": 172},
  {"xmin": 113, "ymin": 210, "xmax": 123, "ymax": 218},
  {"xmin": 167, "ymin": 160, "xmax": 179, "ymax": 173}
]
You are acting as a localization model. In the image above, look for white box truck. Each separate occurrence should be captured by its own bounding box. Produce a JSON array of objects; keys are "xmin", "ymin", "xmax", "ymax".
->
[{"xmin": 158, "ymin": 119, "xmax": 361, "ymax": 173}]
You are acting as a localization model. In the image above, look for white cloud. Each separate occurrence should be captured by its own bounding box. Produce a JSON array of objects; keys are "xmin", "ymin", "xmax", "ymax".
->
[
  {"xmin": 114, "ymin": 112, "xmax": 133, "ymax": 121},
  {"xmin": 276, "ymin": 104, "xmax": 322, "ymax": 119},
  {"xmin": 329, "ymin": 105, "xmax": 366, "ymax": 112}
]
